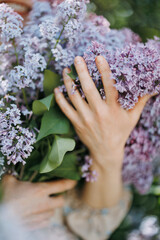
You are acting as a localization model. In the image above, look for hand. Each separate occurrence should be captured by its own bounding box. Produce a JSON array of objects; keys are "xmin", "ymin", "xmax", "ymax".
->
[
  {"xmin": 54, "ymin": 56, "xmax": 150, "ymax": 170},
  {"xmin": 2, "ymin": 175, "xmax": 76, "ymax": 230}
]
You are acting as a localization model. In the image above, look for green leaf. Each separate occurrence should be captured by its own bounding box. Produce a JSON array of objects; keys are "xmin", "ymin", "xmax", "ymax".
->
[
  {"xmin": 39, "ymin": 153, "xmax": 81, "ymax": 180},
  {"xmin": 50, "ymin": 153, "xmax": 81, "ymax": 180},
  {"xmin": 40, "ymin": 136, "xmax": 76, "ymax": 173},
  {"xmin": 37, "ymin": 107, "xmax": 70, "ymax": 141},
  {"xmin": 43, "ymin": 70, "xmax": 61, "ymax": 95},
  {"xmin": 32, "ymin": 94, "xmax": 55, "ymax": 115},
  {"xmin": 67, "ymin": 64, "xmax": 78, "ymax": 80},
  {"xmin": 39, "ymin": 147, "xmax": 51, "ymax": 173}
]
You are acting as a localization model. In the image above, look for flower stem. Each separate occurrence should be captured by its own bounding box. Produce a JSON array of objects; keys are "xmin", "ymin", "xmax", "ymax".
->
[
  {"xmin": 12, "ymin": 39, "xmax": 19, "ymax": 65},
  {"xmin": 22, "ymin": 88, "xmax": 29, "ymax": 109},
  {"xmin": 29, "ymin": 171, "xmax": 38, "ymax": 182},
  {"xmin": 19, "ymin": 165, "xmax": 25, "ymax": 180},
  {"xmin": 47, "ymin": 17, "xmax": 71, "ymax": 66}
]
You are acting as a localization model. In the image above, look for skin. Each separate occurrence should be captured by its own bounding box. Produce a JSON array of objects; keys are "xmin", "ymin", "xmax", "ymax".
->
[
  {"xmin": 54, "ymin": 55, "xmax": 150, "ymax": 208},
  {"xmin": 2, "ymin": 175, "xmax": 76, "ymax": 230},
  {"xmin": 1, "ymin": 0, "xmax": 77, "ymax": 230}
]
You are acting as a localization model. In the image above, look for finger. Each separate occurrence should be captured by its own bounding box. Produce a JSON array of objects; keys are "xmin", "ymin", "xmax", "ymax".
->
[
  {"xmin": 74, "ymin": 56, "xmax": 102, "ymax": 109},
  {"xmin": 43, "ymin": 179, "xmax": 77, "ymax": 195},
  {"xmin": 2, "ymin": 175, "xmax": 18, "ymax": 185},
  {"xmin": 96, "ymin": 56, "xmax": 118, "ymax": 105},
  {"xmin": 24, "ymin": 210, "xmax": 54, "ymax": 226},
  {"xmin": 26, "ymin": 218, "xmax": 51, "ymax": 231},
  {"xmin": 63, "ymin": 68, "xmax": 90, "ymax": 117},
  {"xmin": 129, "ymin": 94, "xmax": 151, "ymax": 118},
  {"xmin": 54, "ymin": 88, "xmax": 79, "ymax": 125},
  {"xmin": 28, "ymin": 196, "xmax": 65, "ymax": 216}
]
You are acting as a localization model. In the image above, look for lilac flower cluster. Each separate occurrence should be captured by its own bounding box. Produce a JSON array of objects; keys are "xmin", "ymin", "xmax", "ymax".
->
[
  {"xmin": 81, "ymin": 156, "xmax": 98, "ymax": 182},
  {"xmin": 0, "ymin": 3, "xmax": 23, "ymax": 51},
  {"xmin": 0, "ymin": 104, "xmax": 36, "ymax": 165},
  {"xmin": 83, "ymin": 41, "xmax": 160, "ymax": 109}
]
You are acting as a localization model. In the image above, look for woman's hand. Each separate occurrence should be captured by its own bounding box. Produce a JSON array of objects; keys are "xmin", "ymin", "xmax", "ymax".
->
[
  {"xmin": 54, "ymin": 56, "xmax": 150, "ymax": 208},
  {"xmin": 54, "ymin": 56, "xmax": 150, "ymax": 171},
  {"xmin": 2, "ymin": 175, "xmax": 76, "ymax": 230}
]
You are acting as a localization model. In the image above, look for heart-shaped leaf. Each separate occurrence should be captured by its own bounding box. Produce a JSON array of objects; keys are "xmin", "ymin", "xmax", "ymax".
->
[
  {"xmin": 43, "ymin": 70, "xmax": 61, "ymax": 96},
  {"xmin": 40, "ymin": 136, "xmax": 76, "ymax": 173},
  {"xmin": 49, "ymin": 153, "xmax": 81, "ymax": 180},
  {"xmin": 37, "ymin": 107, "xmax": 70, "ymax": 141},
  {"xmin": 32, "ymin": 94, "xmax": 55, "ymax": 115}
]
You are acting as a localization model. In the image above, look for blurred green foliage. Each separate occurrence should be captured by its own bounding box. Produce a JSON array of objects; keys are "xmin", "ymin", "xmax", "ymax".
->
[{"xmin": 91, "ymin": 0, "xmax": 160, "ymax": 41}]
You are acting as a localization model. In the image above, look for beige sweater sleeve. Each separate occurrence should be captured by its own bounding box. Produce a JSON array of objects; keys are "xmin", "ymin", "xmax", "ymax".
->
[{"xmin": 64, "ymin": 189, "xmax": 132, "ymax": 240}]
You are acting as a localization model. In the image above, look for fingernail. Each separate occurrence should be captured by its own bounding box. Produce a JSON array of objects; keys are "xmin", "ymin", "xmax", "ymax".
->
[
  {"xmin": 96, "ymin": 56, "xmax": 103, "ymax": 62},
  {"xmin": 64, "ymin": 68, "xmax": 69, "ymax": 73},
  {"xmin": 75, "ymin": 56, "xmax": 82, "ymax": 64},
  {"xmin": 54, "ymin": 88, "xmax": 59, "ymax": 94}
]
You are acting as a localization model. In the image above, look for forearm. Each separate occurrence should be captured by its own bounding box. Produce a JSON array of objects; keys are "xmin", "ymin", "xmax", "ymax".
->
[{"xmin": 82, "ymin": 152, "xmax": 124, "ymax": 209}]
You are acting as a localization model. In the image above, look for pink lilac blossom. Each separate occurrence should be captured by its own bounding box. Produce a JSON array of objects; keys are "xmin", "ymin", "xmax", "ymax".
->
[
  {"xmin": 122, "ymin": 95, "xmax": 160, "ymax": 194},
  {"xmin": 83, "ymin": 41, "xmax": 160, "ymax": 109}
]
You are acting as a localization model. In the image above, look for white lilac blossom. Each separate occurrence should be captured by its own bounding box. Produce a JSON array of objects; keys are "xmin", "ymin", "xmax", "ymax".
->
[
  {"xmin": 0, "ymin": 104, "xmax": 36, "ymax": 165},
  {"xmin": 127, "ymin": 216, "xmax": 159, "ymax": 240},
  {"xmin": 56, "ymin": 0, "xmax": 89, "ymax": 46},
  {"xmin": 24, "ymin": 52, "xmax": 47, "ymax": 79},
  {"xmin": 52, "ymin": 44, "xmax": 75, "ymax": 72},
  {"xmin": 8, "ymin": 66, "xmax": 31, "ymax": 90},
  {"xmin": 0, "ymin": 3, "xmax": 23, "ymax": 44},
  {"xmin": 29, "ymin": 1, "xmax": 53, "ymax": 22},
  {"xmin": 39, "ymin": 18, "xmax": 60, "ymax": 41}
]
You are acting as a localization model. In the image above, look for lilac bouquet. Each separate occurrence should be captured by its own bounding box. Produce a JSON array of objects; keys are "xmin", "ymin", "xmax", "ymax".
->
[{"xmin": 0, "ymin": 0, "xmax": 160, "ymax": 193}]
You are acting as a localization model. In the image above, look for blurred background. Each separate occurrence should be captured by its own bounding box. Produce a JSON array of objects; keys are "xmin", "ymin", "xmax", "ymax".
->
[
  {"xmin": 90, "ymin": 0, "xmax": 160, "ymax": 239},
  {"xmin": 90, "ymin": 0, "xmax": 160, "ymax": 41}
]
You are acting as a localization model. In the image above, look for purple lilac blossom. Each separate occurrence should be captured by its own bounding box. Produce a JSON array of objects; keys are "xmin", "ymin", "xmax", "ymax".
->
[
  {"xmin": 83, "ymin": 41, "xmax": 160, "ymax": 109},
  {"xmin": 81, "ymin": 156, "xmax": 98, "ymax": 182},
  {"xmin": 122, "ymin": 95, "xmax": 160, "ymax": 193}
]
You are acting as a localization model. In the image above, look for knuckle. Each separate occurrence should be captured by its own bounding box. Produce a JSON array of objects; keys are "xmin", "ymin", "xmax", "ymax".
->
[
  {"xmin": 83, "ymin": 84, "xmax": 94, "ymax": 93},
  {"xmin": 83, "ymin": 116, "xmax": 94, "ymax": 128},
  {"xmin": 75, "ymin": 122, "xmax": 84, "ymax": 133}
]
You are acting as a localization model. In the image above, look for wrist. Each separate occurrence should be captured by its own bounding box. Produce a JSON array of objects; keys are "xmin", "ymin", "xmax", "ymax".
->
[{"xmin": 90, "ymin": 148, "xmax": 124, "ymax": 173}]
